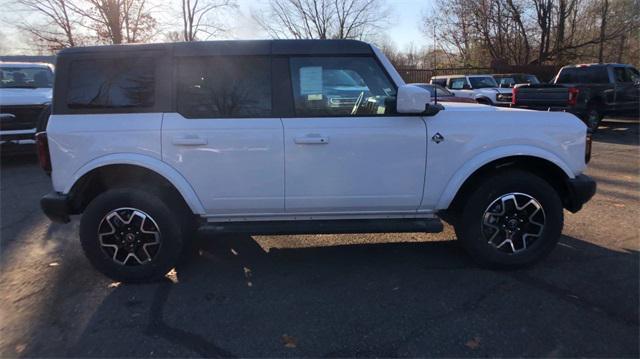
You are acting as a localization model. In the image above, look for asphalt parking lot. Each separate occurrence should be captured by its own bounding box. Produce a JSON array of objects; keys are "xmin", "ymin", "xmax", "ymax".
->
[{"xmin": 1, "ymin": 118, "xmax": 638, "ymax": 357}]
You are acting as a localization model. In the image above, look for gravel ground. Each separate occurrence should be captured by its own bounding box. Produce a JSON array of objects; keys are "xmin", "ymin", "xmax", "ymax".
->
[{"xmin": 0, "ymin": 118, "xmax": 638, "ymax": 357}]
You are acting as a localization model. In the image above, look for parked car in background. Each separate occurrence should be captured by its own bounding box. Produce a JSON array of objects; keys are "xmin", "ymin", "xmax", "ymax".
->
[
  {"xmin": 493, "ymin": 73, "xmax": 541, "ymax": 88},
  {"xmin": 0, "ymin": 62, "xmax": 54, "ymax": 143},
  {"xmin": 38, "ymin": 40, "xmax": 595, "ymax": 282},
  {"xmin": 430, "ymin": 74, "xmax": 512, "ymax": 106},
  {"xmin": 411, "ymin": 83, "xmax": 476, "ymax": 103},
  {"xmin": 512, "ymin": 63, "xmax": 640, "ymax": 131}
]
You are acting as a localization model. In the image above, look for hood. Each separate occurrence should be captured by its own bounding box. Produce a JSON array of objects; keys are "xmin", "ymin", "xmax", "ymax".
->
[
  {"xmin": 441, "ymin": 102, "xmax": 498, "ymax": 112},
  {"xmin": 476, "ymin": 87, "xmax": 511, "ymax": 95},
  {"xmin": 0, "ymin": 88, "xmax": 52, "ymax": 106}
]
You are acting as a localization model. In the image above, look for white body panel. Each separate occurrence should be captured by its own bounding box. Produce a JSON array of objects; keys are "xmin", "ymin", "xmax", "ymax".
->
[
  {"xmin": 282, "ymin": 116, "xmax": 427, "ymax": 213},
  {"xmin": 419, "ymin": 103, "xmax": 586, "ymax": 210},
  {"xmin": 0, "ymin": 88, "xmax": 52, "ymax": 106},
  {"xmin": 161, "ymin": 113, "xmax": 284, "ymax": 215},
  {"xmin": 46, "ymin": 45, "xmax": 588, "ymax": 222}
]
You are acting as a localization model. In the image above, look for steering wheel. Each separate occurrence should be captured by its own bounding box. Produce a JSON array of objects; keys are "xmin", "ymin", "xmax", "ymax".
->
[{"xmin": 351, "ymin": 91, "xmax": 365, "ymax": 115}]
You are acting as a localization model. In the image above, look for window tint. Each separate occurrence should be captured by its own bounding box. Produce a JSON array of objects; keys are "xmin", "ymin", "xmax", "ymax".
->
[
  {"xmin": 0, "ymin": 67, "xmax": 53, "ymax": 89},
  {"xmin": 289, "ymin": 57, "xmax": 396, "ymax": 117},
  {"xmin": 449, "ymin": 77, "xmax": 467, "ymax": 89},
  {"xmin": 556, "ymin": 68, "xmax": 576, "ymax": 83},
  {"xmin": 469, "ymin": 76, "xmax": 498, "ymax": 88},
  {"xmin": 431, "ymin": 78, "xmax": 447, "ymax": 86},
  {"xmin": 177, "ymin": 56, "xmax": 271, "ymax": 118},
  {"xmin": 68, "ymin": 58, "xmax": 154, "ymax": 108},
  {"xmin": 585, "ymin": 67, "xmax": 609, "ymax": 83},
  {"xmin": 628, "ymin": 67, "xmax": 640, "ymax": 82}
]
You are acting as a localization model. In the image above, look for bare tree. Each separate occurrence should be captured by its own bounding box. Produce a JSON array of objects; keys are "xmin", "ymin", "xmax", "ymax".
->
[
  {"xmin": 598, "ymin": 0, "xmax": 609, "ymax": 63},
  {"xmin": 180, "ymin": 0, "xmax": 236, "ymax": 41},
  {"xmin": 14, "ymin": 0, "xmax": 80, "ymax": 51},
  {"xmin": 69, "ymin": 0, "xmax": 157, "ymax": 44},
  {"xmin": 255, "ymin": 0, "xmax": 390, "ymax": 40}
]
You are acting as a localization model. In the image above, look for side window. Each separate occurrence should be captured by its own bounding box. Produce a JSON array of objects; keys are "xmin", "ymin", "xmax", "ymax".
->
[
  {"xmin": 67, "ymin": 58, "xmax": 155, "ymax": 108},
  {"xmin": 589, "ymin": 68, "xmax": 610, "ymax": 83},
  {"xmin": 449, "ymin": 77, "xmax": 467, "ymax": 89},
  {"xmin": 613, "ymin": 67, "xmax": 629, "ymax": 83},
  {"xmin": 431, "ymin": 78, "xmax": 447, "ymax": 87},
  {"xmin": 289, "ymin": 57, "xmax": 396, "ymax": 117},
  {"xmin": 556, "ymin": 68, "xmax": 576, "ymax": 83},
  {"xmin": 627, "ymin": 67, "xmax": 639, "ymax": 82},
  {"xmin": 177, "ymin": 56, "xmax": 271, "ymax": 118}
]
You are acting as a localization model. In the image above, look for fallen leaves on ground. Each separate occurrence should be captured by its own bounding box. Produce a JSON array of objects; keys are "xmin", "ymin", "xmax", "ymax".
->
[
  {"xmin": 282, "ymin": 334, "xmax": 297, "ymax": 348},
  {"xmin": 465, "ymin": 336, "xmax": 481, "ymax": 349}
]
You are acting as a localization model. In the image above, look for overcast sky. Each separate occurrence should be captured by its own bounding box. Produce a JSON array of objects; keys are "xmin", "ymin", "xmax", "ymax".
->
[{"xmin": 0, "ymin": 0, "xmax": 435, "ymax": 55}]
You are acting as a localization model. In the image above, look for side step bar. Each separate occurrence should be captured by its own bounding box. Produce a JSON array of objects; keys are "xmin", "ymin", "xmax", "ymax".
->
[{"xmin": 200, "ymin": 218, "xmax": 443, "ymax": 235}]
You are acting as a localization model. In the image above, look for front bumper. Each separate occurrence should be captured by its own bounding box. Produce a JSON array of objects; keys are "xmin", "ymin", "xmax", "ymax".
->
[
  {"xmin": 41, "ymin": 192, "xmax": 71, "ymax": 223},
  {"xmin": 564, "ymin": 174, "xmax": 597, "ymax": 213}
]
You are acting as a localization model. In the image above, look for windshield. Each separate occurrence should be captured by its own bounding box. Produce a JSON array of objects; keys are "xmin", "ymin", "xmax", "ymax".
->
[
  {"xmin": 0, "ymin": 67, "xmax": 53, "ymax": 88},
  {"xmin": 523, "ymin": 75, "xmax": 540, "ymax": 84},
  {"xmin": 469, "ymin": 76, "xmax": 498, "ymax": 89}
]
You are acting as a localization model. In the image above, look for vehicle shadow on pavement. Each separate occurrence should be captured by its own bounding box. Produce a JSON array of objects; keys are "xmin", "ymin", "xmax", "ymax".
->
[
  {"xmin": 46, "ymin": 231, "xmax": 638, "ymax": 358},
  {"xmin": 594, "ymin": 118, "xmax": 639, "ymax": 146}
]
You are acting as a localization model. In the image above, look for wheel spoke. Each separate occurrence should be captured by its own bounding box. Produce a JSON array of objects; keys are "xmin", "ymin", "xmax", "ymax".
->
[
  {"xmin": 481, "ymin": 192, "xmax": 546, "ymax": 254},
  {"xmin": 97, "ymin": 207, "xmax": 161, "ymax": 266}
]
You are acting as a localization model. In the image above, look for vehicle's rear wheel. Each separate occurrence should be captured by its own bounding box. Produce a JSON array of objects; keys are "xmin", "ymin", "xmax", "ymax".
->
[
  {"xmin": 80, "ymin": 188, "xmax": 192, "ymax": 282},
  {"xmin": 454, "ymin": 170, "xmax": 563, "ymax": 268}
]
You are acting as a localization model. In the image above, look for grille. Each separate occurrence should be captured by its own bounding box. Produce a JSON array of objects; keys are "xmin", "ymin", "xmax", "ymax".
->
[
  {"xmin": 496, "ymin": 94, "xmax": 513, "ymax": 102},
  {"xmin": 0, "ymin": 105, "xmax": 46, "ymax": 131}
]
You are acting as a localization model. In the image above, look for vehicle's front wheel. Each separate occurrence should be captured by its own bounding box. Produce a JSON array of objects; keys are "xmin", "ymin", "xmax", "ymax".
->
[
  {"xmin": 583, "ymin": 105, "xmax": 603, "ymax": 132},
  {"xmin": 454, "ymin": 170, "xmax": 563, "ymax": 268},
  {"xmin": 80, "ymin": 188, "xmax": 192, "ymax": 282}
]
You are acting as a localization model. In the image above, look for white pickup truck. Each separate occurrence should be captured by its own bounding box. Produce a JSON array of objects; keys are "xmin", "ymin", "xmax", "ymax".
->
[
  {"xmin": 38, "ymin": 40, "xmax": 596, "ymax": 282},
  {"xmin": 430, "ymin": 74, "xmax": 513, "ymax": 106},
  {"xmin": 0, "ymin": 62, "xmax": 53, "ymax": 143}
]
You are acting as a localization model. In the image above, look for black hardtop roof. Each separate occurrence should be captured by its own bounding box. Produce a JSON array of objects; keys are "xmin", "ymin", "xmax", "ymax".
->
[
  {"xmin": 57, "ymin": 39, "xmax": 373, "ymax": 57},
  {"xmin": 562, "ymin": 63, "xmax": 634, "ymax": 68},
  {"xmin": 492, "ymin": 73, "xmax": 536, "ymax": 76}
]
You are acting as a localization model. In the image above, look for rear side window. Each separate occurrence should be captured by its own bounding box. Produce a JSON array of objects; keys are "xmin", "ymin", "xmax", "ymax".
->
[
  {"xmin": 67, "ymin": 58, "xmax": 155, "ymax": 108},
  {"xmin": 431, "ymin": 78, "xmax": 447, "ymax": 86},
  {"xmin": 177, "ymin": 56, "xmax": 272, "ymax": 118},
  {"xmin": 556, "ymin": 68, "xmax": 577, "ymax": 83},
  {"xmin": 289, "ymin": 57, "xmax": 396, "ymax": 117},
  {"xmin": 449, "ymin": 77, "xmax": 467, "ymax": 89}
]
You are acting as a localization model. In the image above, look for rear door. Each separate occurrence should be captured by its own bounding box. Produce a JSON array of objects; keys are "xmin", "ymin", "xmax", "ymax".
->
[
  {"xmin": 448, "ymin": 77, "xmax": 473, "ymax": 98},
  {"xmin": 281, "ymin": 56, "xmax": 427, "ymax": 213},
  {"xmin": 612, "ymin": 66, "xmax": 640, "ymax": 112},
  {"xmin": 162, "ymin": 55, "xmax": 284, "ymax": 217}
]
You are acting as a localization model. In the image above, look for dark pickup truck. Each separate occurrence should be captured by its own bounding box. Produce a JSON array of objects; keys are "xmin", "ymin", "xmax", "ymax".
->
[{"xmin": 512, "ymin": 63, "xmax": 639, "ymax": 131}]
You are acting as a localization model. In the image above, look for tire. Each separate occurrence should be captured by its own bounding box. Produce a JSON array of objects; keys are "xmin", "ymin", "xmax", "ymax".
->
[
  {"xmin": 80, "ymin": 188, "xmax": 191, "ymax": 282},
  {"xmin": 454, "ymin": 170, "xmax": 563, "ymax": 268},
  {"xmin": 476, "ymin": 99, "xmax": 492, "ymax": 106},
  {"xmin": 583, "ymin": 105, "xmax": 603, "ymax": 132}
]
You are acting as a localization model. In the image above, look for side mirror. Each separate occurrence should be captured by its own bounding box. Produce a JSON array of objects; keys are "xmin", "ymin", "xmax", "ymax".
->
[
  {"xmin": 462, "ymin": 84, "xmax": 471, "ymax": 90},
  {"xmin": 397, "ymin": 85, "xmax": 431, "ymax": 114}
]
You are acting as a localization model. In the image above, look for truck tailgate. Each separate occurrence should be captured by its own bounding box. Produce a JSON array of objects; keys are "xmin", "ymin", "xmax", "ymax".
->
[{"xmin": 513, "ymin": 85, "xmax": 569, "ymax": 107}]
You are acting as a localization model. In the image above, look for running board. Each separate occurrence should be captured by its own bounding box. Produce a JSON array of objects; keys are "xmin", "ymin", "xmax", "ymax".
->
[{"xmin": 199, "ymin": 218, "xmax": 443, "ymax": 235}]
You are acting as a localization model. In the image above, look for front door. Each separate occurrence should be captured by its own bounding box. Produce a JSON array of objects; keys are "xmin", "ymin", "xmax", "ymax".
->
[
  {"xmin": 162, "ymin": 55, "xmax": 284, "ymax": 216},
  {"xmin": 282, "ymin": 56, "xmax": 427, "ymax": 213}
]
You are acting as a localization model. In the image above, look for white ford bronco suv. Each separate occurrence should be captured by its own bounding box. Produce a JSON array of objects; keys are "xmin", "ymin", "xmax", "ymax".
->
[
  {"xmin": 430, "ymin": 74, "xmax": 513, "ymax": 106},
  {"xmin": 38, "ymin": 40, "xmax": 596, "ymax": 282}
]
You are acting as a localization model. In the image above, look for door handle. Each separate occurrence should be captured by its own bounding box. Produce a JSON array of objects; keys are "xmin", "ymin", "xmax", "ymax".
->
[
  {"xmin": 294, "ymin": 136, "xmax": 329, "ymax": 144},
  {"xmin": 172, "ymin": 135, "xmax": 207, "ymax": 146}
]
